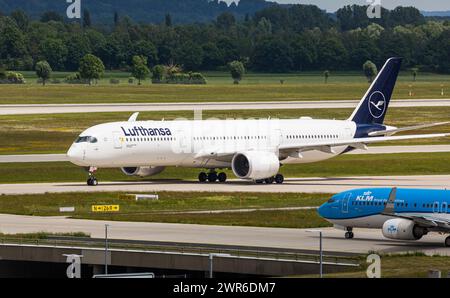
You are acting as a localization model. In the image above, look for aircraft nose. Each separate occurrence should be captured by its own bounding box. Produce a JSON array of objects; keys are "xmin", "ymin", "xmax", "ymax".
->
[
  {"xmin": 67, "ymin": 144, "xmax": 84, "ymax": 165},
  {"xmin": 317, "ymin": 203, "xmax": 328, "ymax": 218}
]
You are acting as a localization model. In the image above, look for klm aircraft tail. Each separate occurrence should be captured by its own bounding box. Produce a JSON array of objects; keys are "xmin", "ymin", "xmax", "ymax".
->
[{"xmin": 349, "ymin": 57, "xmax": 402, "ymax": 125}]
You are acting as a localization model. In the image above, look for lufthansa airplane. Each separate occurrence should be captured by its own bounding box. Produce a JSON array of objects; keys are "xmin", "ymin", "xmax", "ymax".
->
[
  {"xmin": 318, "ymin": 188, "xmax": 450, "ymax": 247},
  {"xmin": 67, "ymin": 57, "xmax": 449, "ymax": 186}
]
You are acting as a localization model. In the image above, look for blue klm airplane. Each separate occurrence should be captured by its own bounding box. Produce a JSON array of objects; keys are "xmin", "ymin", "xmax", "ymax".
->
[{"xmin": 318, "ymin": 188, "xmax": 450, "ymax": 247}]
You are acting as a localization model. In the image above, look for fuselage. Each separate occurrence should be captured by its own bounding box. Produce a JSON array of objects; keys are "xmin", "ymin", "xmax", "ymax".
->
[
  {"xmin": 319, "ymin": 188, "xmax": 450, "ymax": 230},
  {"xmin": 67, "ymin": 118, "xmax": 358, "ymax": 168}
]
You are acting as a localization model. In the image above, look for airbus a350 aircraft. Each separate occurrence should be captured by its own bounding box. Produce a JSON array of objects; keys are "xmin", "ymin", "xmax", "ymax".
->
[
  {"xmin": 67, "ymin": 57, "xmax": 449, "ymax": 186},
  {"xmin": 318, "ymin": 187, "xmax": 450, "ymax": 247}
]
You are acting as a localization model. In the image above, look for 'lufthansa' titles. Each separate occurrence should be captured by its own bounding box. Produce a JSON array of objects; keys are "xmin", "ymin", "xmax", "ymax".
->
[{"xmin": 121, "ymin": 126, "xmax": 172, "ymax": 137}]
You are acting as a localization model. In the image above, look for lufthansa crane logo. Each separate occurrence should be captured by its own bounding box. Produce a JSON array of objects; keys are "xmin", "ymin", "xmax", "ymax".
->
[{"xmin": 368, "ymin": 91, "xmax": 386, "ymax": 119}]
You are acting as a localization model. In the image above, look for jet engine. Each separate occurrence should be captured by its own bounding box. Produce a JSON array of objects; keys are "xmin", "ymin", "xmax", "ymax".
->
[
  {"xmin": 382, "ymin": 218, "xmax": 426, "ymax": 240},
  {"xmin": 121, "ymin": 166, "xmax": 165, "ymax": 177},
  {"xmin": 231, "ymin": 151, "xmax": 280, "ymax": 180}
]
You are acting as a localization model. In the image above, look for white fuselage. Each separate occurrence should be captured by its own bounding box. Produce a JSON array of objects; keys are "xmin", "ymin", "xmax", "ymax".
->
[{"xmin": 67, "ymin": 118, "xmax": 357, "ymax": 169}]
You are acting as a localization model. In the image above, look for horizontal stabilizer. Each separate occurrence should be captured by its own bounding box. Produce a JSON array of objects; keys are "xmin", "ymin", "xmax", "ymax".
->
[{"xmin": 369, "ymin": 121, "xmax": 450, "ymax": 136}]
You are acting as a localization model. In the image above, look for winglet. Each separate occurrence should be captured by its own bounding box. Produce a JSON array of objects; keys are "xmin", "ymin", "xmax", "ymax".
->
[
  {"xmin": 128, "ymin": 112, "xmax": 139, "ymax": 122},
  {"xmin": 383, "ymin": 187, "xmax": 397, "ymax": 214}
]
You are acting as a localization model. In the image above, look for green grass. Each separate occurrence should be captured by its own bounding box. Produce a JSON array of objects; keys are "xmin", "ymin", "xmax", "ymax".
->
[
  {"xmin": 2, "ymin": 71, "xmax": 449, "ymax": 104},
  {"xmin": 0, "ymin": 107, "xmax": 449, "ymax": 155},
  {"xmin": 306, "ymin": 253, "xmax": 450, "ymax": 278},
  {"xmin": 0, "ymin": 152, "xmax": 448, "ymax": 184},
  {"xmin": 0, "ymin": 192, "xmax": 330, "ymax": 228},
  {"xmin": 0, "ymin": 232, "xmax": 90, "ymax": 239}
]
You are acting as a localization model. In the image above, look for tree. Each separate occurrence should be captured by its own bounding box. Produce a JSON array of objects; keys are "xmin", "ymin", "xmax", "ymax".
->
[
  {"xmin": 165, "ymin": 14, "xmax": 172, "ymax": 27},
  {"xmin": 40, "ymin": 11, "xmax": 63, "ymax": 23},
  {"xmin": 131, "ymin": 55, "xmax": 150, "ymax": 85},
  {"xmin": 79, "ymin": 54, "xmax": 105, "ymax": 85},
  {"xmin": 11, "ymin": 10, "xmax": 30, "ymax": 31},
  {"xmin": 39, "ymin": 38, "xmax": 68, "ymax": 70},
  {"xmin": 323, "ymin": 70, "xmax": 330, "ymax": 83},
  {"xmin": 229, "ymin": 61, "xmax": 245, "ymax": 84},
  {"xmin": 114, "ymin": 11, "xmax": 119, "ymax": 26},
  {"xmin": 83, "ymin": 9, "xmax": 92, "ymax": 28},
  {"xmin": 35, "ymin": 60, "xmax": 52, "ymax": 86},
  {"xmin": 411, "ymin": 67, "xmax": 418, "ymax": 81},
  {"xmin": 363, "ymin": 60, "xmax": 378, "ymax": 83},
  {"xmin": 152, "ymin": 65, "xmax": 165, "ymax": 82},
  {"xmin": 216, "ymin": 12, "xmax": 236, "ymax": 30}
]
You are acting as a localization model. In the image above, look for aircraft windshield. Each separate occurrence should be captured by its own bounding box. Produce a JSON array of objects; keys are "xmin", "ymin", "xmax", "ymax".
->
[{"xmin": 75, "ymin": 136, "xmax": 98, "ymax": 143}]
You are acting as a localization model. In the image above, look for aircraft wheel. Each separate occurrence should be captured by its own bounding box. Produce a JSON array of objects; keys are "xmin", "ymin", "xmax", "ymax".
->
[
  {"xmin": 198, "ymin": 172, "xmax": 207, "ymax": 183},
  {"xmin": 87, "ymin": 177, "xmax": 98, "ymax": 186},
  {"xmin": 445, "ymin": 236, "xmax": 450, "ymax": 247},
  {"xmin": 275, "ymin": 174, "xmax": 284, "ymax": 184},
  {"xmin": 218, "ymin": 172, "xmax": 227, "ymax": 183},
  {"xmin": 345, "ymin": 232, "xmax": 354, "ymax": 239},
  {"xmin": 264, "ymin": 177, "xmax": 275, "ymax": 184},
  {"xmin": 208, "ymin": 172, "xmax": 218, "ymax": 183}
]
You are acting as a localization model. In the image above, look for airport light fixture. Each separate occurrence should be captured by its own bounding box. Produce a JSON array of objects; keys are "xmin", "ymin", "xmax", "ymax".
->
[
  {"xmin": 306, "ymin": 229, "xmax": 323, "ymax": 278},
  {"xmin": 208, "ymin": 253, "xmax": 231, "ymax": 278},
  {"xmin": 105, "ymin": 224, "xmax": 109, "ymax": 275}
]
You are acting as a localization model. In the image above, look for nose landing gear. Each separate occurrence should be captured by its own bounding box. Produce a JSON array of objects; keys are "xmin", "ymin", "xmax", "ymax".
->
[
  {"xmin": 87, "ymin": 166, "xmax": 98, "ymax": 186},
  {"xmin": 345, "ymin": 227, "xmax": 354, "ymax": 239}
]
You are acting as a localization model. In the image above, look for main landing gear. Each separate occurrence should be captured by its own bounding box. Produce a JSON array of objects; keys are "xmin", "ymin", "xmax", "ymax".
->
[
  {"xmin": 256, "ymin": 174, "xmax": 285, "ymax": 184},
  {"xmin": 198, "ymin": 170, "xmax": 227, "ymax": 183},
  {"xmin": 345, "ymin": 227, "xmax": 354, "ymax": 239},
  {"xmin": 87, "ymin": 166, "xmax": 98, "ymax": 186}
]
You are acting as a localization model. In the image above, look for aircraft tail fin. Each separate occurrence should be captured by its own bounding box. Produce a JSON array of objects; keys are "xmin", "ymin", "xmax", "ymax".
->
[{"xmin": 349, "ymin": 57, "xmax": 402, "ymax": 125}]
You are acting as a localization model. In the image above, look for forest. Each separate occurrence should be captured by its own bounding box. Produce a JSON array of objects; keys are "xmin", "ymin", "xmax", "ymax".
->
[{"xmin": 0, "ymin": 3, "xmax": 449, "ymax": 73}]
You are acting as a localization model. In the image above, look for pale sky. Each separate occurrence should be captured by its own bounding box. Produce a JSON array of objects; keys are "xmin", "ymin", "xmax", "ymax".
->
[{"xmin": 226, "ymin": 1, "xmax": 450, "ymax": 12}]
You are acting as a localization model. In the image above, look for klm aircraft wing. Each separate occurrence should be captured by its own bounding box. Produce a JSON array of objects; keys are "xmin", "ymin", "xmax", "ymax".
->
[
  {"xmin": 279, "ymin": 132, "xmax": 450, "ymax": 154},
  {"xmin": 381, "ymin": 188, "xmax": 450, "ymax": 230}
]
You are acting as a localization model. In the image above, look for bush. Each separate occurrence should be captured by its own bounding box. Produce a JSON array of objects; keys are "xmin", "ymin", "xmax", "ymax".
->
[
  {"xmin": 51, "ymin": 79, "xmax": 62, "ymax": 84},
  {"xmin": 151, "ymin": 64, "xmax": 166, "ymax": 83},
  {"xmin": 109, "ymin": 78, "xmax": 120, "ymax": 84},
  {"xmin": 128, "ymin": 77, "xmax": 134, "ymax": 84},
  {"xmin": 189, "ymin": 72, "xmax": 207, "ymax": 84},
  {"xmin": 0, "ymin": 71, "xmax": 25, "ymax": 84},
  {"xmin": 65, "ymin": 73, "xmax": 89, "ymax": 84}
]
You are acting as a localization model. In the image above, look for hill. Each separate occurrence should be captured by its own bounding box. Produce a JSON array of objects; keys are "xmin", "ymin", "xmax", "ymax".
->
[{"xmin": 0, "ymin": 0, "xmax": 278, "ymax": 24}]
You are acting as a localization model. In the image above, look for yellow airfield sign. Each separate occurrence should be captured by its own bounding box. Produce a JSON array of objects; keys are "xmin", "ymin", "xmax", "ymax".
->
[{"xmin": 92, "ymin": 205, "xmax": 120, "ymax": 212}]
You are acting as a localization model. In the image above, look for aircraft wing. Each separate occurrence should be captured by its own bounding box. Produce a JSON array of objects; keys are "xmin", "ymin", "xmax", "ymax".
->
[
  {"xmin": 369, "ymin": 122, "xmax": 450, "ymax": 137},
  {"xmin": 279, "ymin": 133, "xmax": 450, "ymax": 153},
  {"xmin": 381, "ymin": 188, "xmax": 450, "ymax": 231}
]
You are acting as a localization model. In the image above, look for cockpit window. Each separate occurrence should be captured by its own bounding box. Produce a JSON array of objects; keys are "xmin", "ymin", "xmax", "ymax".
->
[
  {"xmin": 327, "ymin": 198, "xmax": 335, "ymax": 203},
  {"xmin": 75, "ymin": 136, "xmax": 98, "ymax": 143}
]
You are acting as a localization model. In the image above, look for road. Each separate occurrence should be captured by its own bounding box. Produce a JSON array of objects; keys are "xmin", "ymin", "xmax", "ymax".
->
[
  {"xmin": 0, "ymin": 214, "xmax": 447, "ymax": 255},
  {"xmin": 1, "ymin": 175, "xmax": 449, "ymax": 195},
  {"xmin": 1, "ymin": 98, "xmax": 449, "ymax": 115},
  {"xmin": 0, "ymin": 145, "xmax": 449, "ymax": 163}
]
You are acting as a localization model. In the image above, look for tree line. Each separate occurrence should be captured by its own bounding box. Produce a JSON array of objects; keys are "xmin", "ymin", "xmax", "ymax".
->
[{"xmin": 0, "ymin": 4, "xmax": 449, "ymax": 74}]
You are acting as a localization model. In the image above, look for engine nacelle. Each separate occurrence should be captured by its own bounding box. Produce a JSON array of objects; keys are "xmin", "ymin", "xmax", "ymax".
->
[
  {"xmin": 121, "ymin": 166, "xmax": 165, "ymax": 177},
  {"xmin": 382, "ymin": 218, "xmax": 426, "ymax": 240},
  {"xmin": 231, "ymin": 151, "xmax": 280, "ymax": 180}
]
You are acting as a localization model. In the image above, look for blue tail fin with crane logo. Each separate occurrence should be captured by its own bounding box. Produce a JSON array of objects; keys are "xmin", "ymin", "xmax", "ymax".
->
[{"xmin": 349, "ymin": 57, "xmax": 402, "ymax": 125}]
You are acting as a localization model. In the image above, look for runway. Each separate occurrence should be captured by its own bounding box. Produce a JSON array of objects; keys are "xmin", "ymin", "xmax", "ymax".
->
[
  {"xmin": 1, "ymin": 98, "xmax": 449, "ymax": 115},
  {"xmin": 1, "ymin": 175, "xmax": 449, "ymax": 195},
  {"xmin": 0, "ymin": 145, "xmax": 449, "ymax": 163},
  {"xmin": 0, "ymin": 214, "xmax": 447, "ymax": 255}
]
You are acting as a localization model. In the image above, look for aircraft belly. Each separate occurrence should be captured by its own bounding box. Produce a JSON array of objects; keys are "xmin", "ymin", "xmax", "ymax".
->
[
  {"xmin": 282, "ymin": 145, "xmax": 348, "ymax": 164},
  {"xmin": 327, "ymin": 214, "xmax": 393, "ymax": 229}
]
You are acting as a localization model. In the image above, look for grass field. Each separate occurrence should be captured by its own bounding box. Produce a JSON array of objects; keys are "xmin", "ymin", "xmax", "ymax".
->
[
  {"xmin": 0, "ymin": 192, "xmax": 330, "ymax": 228},
  {"xmin": 0, "ymin": 107, "xmax": 449, "ymax": 155},
  {"xmin": 0, "ymin": 152, "xmax": 448, "ymax": 184},
  {"xmin": 307, "ymin": 253, "xmax": 450, "ymax": 278},
  {"xmin": 1, "ymin": 71, "xmax": 448, "ymax": 104}
]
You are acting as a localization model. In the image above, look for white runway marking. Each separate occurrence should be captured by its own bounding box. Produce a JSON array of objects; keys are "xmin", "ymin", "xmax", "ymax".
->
[{"xmin": 1, "ymin": 99, "xmax": 449, "ymax": 115}]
